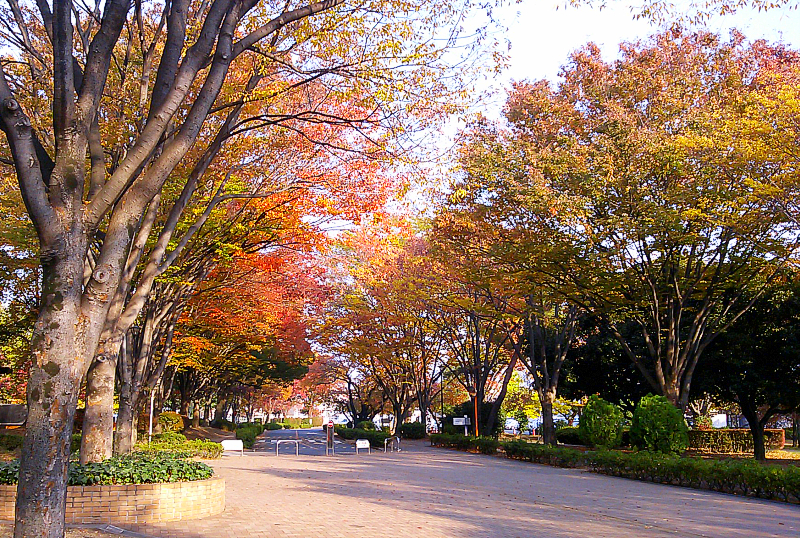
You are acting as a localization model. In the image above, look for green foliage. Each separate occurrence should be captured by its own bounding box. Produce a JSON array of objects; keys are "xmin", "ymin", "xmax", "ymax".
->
[
  {"xmin": 215, "ymin": 419, "xmax": 236, "ymax": 432},
  {"xmin": 157, "ymin": 412, "xmax": 185, "ymax": 433},
  {"xmin": 356, "ymin": 420, "xmax": 376, "ymax": 431},
  {"xmin": 555, "ymin": 426, "xmax": 583, "ymax": 446},
  {"xmin": 70, "ymin": 433, "xmax": 82, "ymax": 453},
  {"xmin": 135, "ymin": 432, "xmax": 223, "ymax": 459},
  {"xmin": 688, "ymin": 429, "xmax": 785, "ymax": 453},
  {"xmin": 0, "ymin": 453, "xmax": 213, "ymax": 485},
  {"xmin": 279, "ymin": 417, "xmax": 318, "ymax": 429},
  {"xmin": 235, "ymin": 424, "xmax": 264, "ymax": 449},
  {"xmin": 399, "ymin": 422, "xmax": 425, "ymax": 439},
  {"xmin": 630, "ymin": 395, "xmax": 688, "ymax": 454},
  {"xmin": 0, "ymin": 433, "xmax": 24, "ymax": 451},
  {"xmin": 264, "ymin": 422, "xmax": 283, "ymax": 430},
  {"xmin": 502, "ymin": 440, "xmax": 587, "ymax": 468},
  {"xmin": 430, "ymin": 434, "xmax": 499, "ymax": 454},
  {"xmin": 579, "ymin": 396, "xmax": 623, "ymax": 448},
  {"xmin": 334, "ymin": 426, "xmax": 389, "ymax": 448}
]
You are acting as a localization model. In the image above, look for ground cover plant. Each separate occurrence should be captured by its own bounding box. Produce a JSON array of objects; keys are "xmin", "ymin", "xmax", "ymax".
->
[{"xmin": 0, "ymin": 452, "xmax": 213, "ymax": 486}]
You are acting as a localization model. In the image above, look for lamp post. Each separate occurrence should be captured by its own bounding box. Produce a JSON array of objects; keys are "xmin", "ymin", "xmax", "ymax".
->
[{"xmin": 466, "ymin": 387, "xmax": 478, "ymax": 437}]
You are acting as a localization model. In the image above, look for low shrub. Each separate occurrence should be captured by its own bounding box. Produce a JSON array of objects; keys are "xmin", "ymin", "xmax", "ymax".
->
[
  {"xmin": 334, "ymin": 426, "xmax": 389, "ymax": 448},
  {"xmin": 264, "ymin": 422, "xmax": 283, "ymax": 431},
  {"xmin": 400, "ymin": 422, "xmax": 425, "ymax": 439},
  {"xmin": 502, "ymin": 440, "xmax": 587, "ymax": 468},
  {"xmin": 235, "ymin": 425, "xmax": 263, "ymax": 449},
  {"xmin": 0, "ymin": 433, "xmax": 24, "ymax": 451},
  {"xmin": 579, "ymin": 395, "xmax": 623, "ymax": 448},
  {"xmin": 215, "ymin": 419, "xmax": 236, "ymax": 432},
  {"xmin": 356, "ymin": 420, "xmax": 377, "ymax": 431},
  {"xmin": 157, "ymin": 412, "xmax": 185, "ymax": 433},
  {"xmin": 0, "ymin": 453, "xmax": 213, "ymax": 486},
  {"xmin": 688, "ymin": 429, "xmax": 786, "ymax": 453},
  {"xmin": 282, "ymin": 423, "xmax": 292, "ymax": 429},
  {"xmin": 136, "ymin": 434, "xmax": 223, "ymax": 459},
  {"xmin": 70, "ymin": 433, "xmax": 82, "ymax": 453},
  {"xmin": 429, "ymin": 434, "xmax": 500, "ymax": 455},
  {"xmin": 630, "ymin": 395, "xmax": 688, "ymax": 455},
  {"xmin": 555, "ymin": 426, "xmax": 583, "ymax": 446}
]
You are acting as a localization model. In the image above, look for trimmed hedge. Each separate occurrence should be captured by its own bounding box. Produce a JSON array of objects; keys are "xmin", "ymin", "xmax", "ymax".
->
[
  {"xmin": 334, "ymin": 426, "xmax": 389, "ymax": 448},
  {"xmin": 235, "ymin": 423, "xmax": 265, "ymax": 449},
  {"xmin": 688, "ymin": 429, "xmax": 786, "ymax": 453},
  {"xmin": 433, "ymin": 438, "xmax": 800, "ymax": 504},
  {"xmin": 399, "ymin": 422, "xmax": 426, "ymax": 439},
  {"xmin": 429, "ymin": 434, "xmax": 500, "ymax": 455},
  {"xmin": 264, "ymin": 422, "xmax": 283, "ymax": 431},
  {"xmin": 135, "ymin": 433, "xmax": 223, "ymax": 459},
  {"xmin": 555, "ymin": 426, "xmax": 583, "ymax": 446},
  {"xmin": 0, "ymin": 452, "xmax": 213, "ymax": 486}
]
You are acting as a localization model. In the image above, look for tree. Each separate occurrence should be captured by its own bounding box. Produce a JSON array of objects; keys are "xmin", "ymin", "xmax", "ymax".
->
[
  {"xmin": 454, "ymin": 30, "xmax": 800, "ymax": 412},
  {"xmin": 0, "ymin": 0, "xmax": 486, "ymax": 531},
  {"xmin": 694, "ymin": 275, "xmax": 800, "ymax": 460}
]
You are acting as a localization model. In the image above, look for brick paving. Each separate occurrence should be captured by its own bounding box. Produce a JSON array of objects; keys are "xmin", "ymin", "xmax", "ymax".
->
[{"xmin": 121, "ymin": 438, "xmax": 800, "ymax": 538}]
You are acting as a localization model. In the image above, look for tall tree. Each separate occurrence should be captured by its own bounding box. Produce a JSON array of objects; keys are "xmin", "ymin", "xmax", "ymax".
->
[{"xmin": 0, "ymin": 0, "xmax": 485, "ymax": 533}]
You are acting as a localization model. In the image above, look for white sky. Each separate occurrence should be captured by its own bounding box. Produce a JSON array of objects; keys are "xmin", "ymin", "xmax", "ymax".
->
[{"xmin": 476, "ymin": 1, "xmax": 800, "ymax": 118}]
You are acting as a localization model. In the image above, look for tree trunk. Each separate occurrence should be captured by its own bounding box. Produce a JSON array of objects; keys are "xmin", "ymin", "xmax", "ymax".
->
[
  {"xmin": 541, "ymin": 388, "xmax": 557, "ymax": 446},
  {"xmin": 80, "ymin": 352, "xmax": 118, "ymax": 464},
  {"xmin": 114, "ymin": 391, "xmax": 140, "ymax": 455},
  {"xmin": 486, "ymin": 356, "xmax": 517, "ymax": 436},
  {"xmin": 192, "ymin": 404, "xmax": 200, "ymax": 428},
  {"xmin": 740, "ymin": 403, "xmax": 766, "ymax": 462},
  {"xmin": 180, "ymin": 398, "xmax": 190, "ymax": 416},
  {"xmin": 212, "ymin": 395, "xmax": 227, "ymax": 426}
]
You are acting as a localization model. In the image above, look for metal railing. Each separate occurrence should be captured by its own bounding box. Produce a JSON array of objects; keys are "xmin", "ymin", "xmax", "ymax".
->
[
  {"xmin": 384, "ymin": 436, "xmax": 401, "ymax": 453},
  {"xmin": 276, "ymin": 439, "xmax": 300, "ymax": 456}
]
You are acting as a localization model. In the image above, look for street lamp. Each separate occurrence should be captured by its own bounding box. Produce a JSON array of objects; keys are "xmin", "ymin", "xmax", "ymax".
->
[{"xmin": 466, "ymin": 387, "xmax": 478, "ymax": 437}]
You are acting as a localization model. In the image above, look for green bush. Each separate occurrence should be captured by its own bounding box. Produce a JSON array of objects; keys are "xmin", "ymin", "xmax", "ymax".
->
[
  {"xmin": 334, "ymin": 426, "xmax": 389, "ymax": 448},
  {"xmin": 0, "ymin": 433, "xmax": 24, "ymax": 452},
  {"xmin": 264, "ymin": 422, "xmax": 283, "ymax": 431},
  {"xmin": 235, "ymin": 425, "xmax": 263, "ymax": 449},
  {"xmin": 0, "ymin": 453, "xmax": 213, "ymax": 486},
  {"xmin": 399, "ymin": 422, "xmax": 426, "ymax": 439},
  {"xmin": 215, "ymin": 419, "xmax": 236, "ymax": 432},
  {"xmin": 688, "ymin": 429, "xmax": 785, "ymax": 453},
  {"xmin": 630, "ymin": 394, "xmax": 688, "ymax": 454},
  {"xmin": 136, "ymin": 433, "xmax": 223, "ymax": 459},
  {"xmin": 429, "ymin": 434, "xmax": 500, "ymax": 454},
  {"xmin": 356, "ymin": 420, "xmax": 376, "ymax": 431},
  {"xmin": 579, "ymin": 395, "xmax": 623, "ymax": 448},
  {"xmin": 555, "ymin": 426, "xmax": 584, "ymax": 446},
  {"xmin": 157, "ymin": 412, "xmax": 185, "ymax": 433},
  {"xmin": 71, "ymin": 433, "xmax": 82, "ymax": 453},
  {"xmin": 501, "ymin": 440, "xmax": 587, "ymax": 468}
]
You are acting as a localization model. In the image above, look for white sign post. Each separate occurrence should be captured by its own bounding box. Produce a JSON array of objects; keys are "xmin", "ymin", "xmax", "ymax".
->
[
  {"xmin": 355, "ymin": 438, "xmax": 371, "ymax": 454},
  {"xmin": 453, "ymin": 416, "xmax": 471, "ymax": 436}
]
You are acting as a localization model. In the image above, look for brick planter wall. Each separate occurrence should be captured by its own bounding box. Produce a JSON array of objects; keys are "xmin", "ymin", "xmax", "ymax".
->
[{"xmin": 0, "ymin": 476, "xmax": 224, "ymax": 524}]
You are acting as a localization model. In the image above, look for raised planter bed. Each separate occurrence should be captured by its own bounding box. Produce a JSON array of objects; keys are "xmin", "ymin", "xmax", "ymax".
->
[{"xmin": 0, "ymin": 476, "xmax": 224, "ymax": 524}]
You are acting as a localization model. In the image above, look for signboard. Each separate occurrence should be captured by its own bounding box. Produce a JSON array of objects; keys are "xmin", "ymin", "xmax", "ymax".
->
[
  {"xmin": 453, "ymin": 417, "xmax": 465, "ymax": 426},
  {"xmin": 356, "ymin": 439, "xmax": 370, "ymax": 449}
]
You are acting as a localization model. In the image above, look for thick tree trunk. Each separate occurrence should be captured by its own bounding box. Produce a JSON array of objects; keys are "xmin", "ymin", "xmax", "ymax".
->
[
  {"xmin": 212, "ymin": 395, "xmax": 227, "ymax": 426},
  {"xmin": 741, "ymin": 403, "xmax": 766, "ymax": 462},
  {"xmin": 114, "ymin": 392, "xmax": 140, "ymax": 455},
  {"xmin": 80, "ymin": 351, "xmax": 118, "ymax": 464},
  {"xmin": 487, "ymin": 356, "xmax": 517, "ymax": 436},
  {"xmin": 180, "ymin": 399, "xmax": 190, "ymax": 416},
  {"xmin": 541, "ymin": 389, "xmax": 557, "ymax": 446}
]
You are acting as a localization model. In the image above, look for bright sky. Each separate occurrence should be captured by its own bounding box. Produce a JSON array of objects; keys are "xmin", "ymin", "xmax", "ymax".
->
[{"xmin": 477, "ymin": 1, "xmax": 800, "ymax": 117}]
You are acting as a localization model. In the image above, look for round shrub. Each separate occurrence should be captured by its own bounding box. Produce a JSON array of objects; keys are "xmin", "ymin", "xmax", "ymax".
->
[
  {"xmin": 579, "ymin": 395, "xmax": 623, "ymax": 448},
  {"xmin": 399, "ymin": 422, "xmax": 426, "ymax": 439},
  {"xmin": 630, "ymin": 394, "xmax": 688, "ymax": 455},
  {"xmin": 157, "ymin": 412, "xmax": 185, "ymax": 433},
  {"xmin": 356, "ymin": 420, "xmax": 376, "ymax": 431},
  {"xmin": 154, "ymin": 432, "xmax": 187, "ymax": 444},
  {"xmin": 555, "ymin": 426, "xmax": 584, "ymax": 446}
]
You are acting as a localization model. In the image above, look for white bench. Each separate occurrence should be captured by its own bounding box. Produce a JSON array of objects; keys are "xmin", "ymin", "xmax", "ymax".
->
[
  {"xmin": 221, "ymin": 439, "xmax": 244, "ymax": 456},
  {"xmin": 355, "ymin": 438, "xmax": 370, "ymax": 455}
]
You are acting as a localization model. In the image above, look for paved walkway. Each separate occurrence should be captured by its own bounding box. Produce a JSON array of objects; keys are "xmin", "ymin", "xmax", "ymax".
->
[{"xmin": 123, "ymin": 432, "xmax": 800, "ymax": 538}]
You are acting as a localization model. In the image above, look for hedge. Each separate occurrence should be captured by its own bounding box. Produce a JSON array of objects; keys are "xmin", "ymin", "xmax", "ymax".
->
[
  {"xmin": 555, "ymin": 427, "xmax": 583, "ymax": 446},
  {"xmin": 399, "ymin": 422, "xmax": 426, "ymax": 439},
  {"xmin": 688, "ymin": 429, "xmax": 785, "ymax": 453},
  {"xmin": 429, "ymin": 434, "xmax": 500, "ymax": 455},
  {"xmin": 433, "ymin": 438, "xmax": 800, "ymax": 504},
  {"xmin": 157, "ymin": 412, "xmax": 185, "ymax": 433},
  {"xmin": 135, "ymin": 432, "xmax": 223, "ymax": 459},
  {"xmin": 264, "ymin": 422, "xmax": 283, "ymax": 431},
  {"xmin": 0, "ymin": 452, "xmax": 213, "ymax": 486},
  {"xmin": 334, "ymin": 426, "xmax": 389, "ymax": 448}
]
